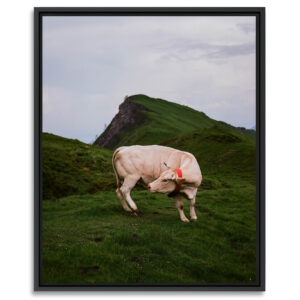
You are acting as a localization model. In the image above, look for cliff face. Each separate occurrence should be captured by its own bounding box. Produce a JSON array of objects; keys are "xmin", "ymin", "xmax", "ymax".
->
[{"xmin": 93, "ymin": 96, "xmax": 149, "ymax": 149}]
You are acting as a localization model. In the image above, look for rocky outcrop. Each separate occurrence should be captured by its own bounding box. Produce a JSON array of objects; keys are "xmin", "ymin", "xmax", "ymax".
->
[{"xmin": 93, "ymin": 96, "xmax": 149, "ymax": 149}]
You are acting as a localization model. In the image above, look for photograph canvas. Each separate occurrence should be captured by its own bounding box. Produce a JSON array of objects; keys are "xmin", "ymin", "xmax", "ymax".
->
[{"xmin": 34, "ymin": 7, "xmax": 265, "ymax": 291}]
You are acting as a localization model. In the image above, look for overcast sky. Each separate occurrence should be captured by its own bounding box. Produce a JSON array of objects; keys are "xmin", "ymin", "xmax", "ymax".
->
[{"xmin": 43, "ymin": 16, "xmax": 256, "ymax": 143}]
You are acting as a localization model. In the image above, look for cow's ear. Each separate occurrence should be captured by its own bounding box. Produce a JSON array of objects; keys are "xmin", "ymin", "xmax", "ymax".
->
[{"xmin": 171, "ymin": 170, "xmax": 182, "ymax": 181}]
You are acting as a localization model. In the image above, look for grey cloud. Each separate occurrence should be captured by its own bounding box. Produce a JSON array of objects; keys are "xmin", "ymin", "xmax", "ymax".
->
[
  {"xmin": 203, "ymin": 42, "xmax": 255, "ymax": 59},
  {"xmin": 236, "ymin": 22, "xmax": 256, "ymax": 34},
  {"xmin": 160, "ymin": 41, "xmax": 255, "ymax": 62}
]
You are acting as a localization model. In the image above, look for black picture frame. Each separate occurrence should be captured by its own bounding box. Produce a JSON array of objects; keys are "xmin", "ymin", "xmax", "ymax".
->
[{"xmin": 34, "ymin": 7, "xmax": 265, "ymax": 291}]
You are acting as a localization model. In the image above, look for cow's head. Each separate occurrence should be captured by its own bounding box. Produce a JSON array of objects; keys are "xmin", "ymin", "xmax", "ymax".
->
[{"xmin": 148, "ymin": 163, "xmax": 184, "ymax": 194}]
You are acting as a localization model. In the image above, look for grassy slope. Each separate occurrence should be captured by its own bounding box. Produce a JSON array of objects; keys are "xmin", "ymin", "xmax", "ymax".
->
[
  {"xmin": 113, "ymin": 94, "xmax": 255, "ymax": 148},
  {"xmin": 43, "ymin": 189, "xmax": 256, "ymax": 284},
  {"xmin": 42, "ymin": 129, "xmax": 256, "ymax": 284},
  {"xmin": 42, "ymin": 133, "xmax": 115, "ymax": 200},
  {"xmin": 42, "ymin": 95, "xmax": 256, "ymax": 284}
]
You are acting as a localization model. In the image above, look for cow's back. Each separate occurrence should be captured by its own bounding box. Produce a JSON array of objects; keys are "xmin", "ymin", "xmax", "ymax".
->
[{"xmin": 113, "ymin": 145, "xmax": 176, "ymax": 182}]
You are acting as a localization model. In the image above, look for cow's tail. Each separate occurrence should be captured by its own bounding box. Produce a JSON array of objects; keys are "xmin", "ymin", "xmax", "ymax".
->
[{"xmin": 112, "ymin": 147, "xmax": 123, "ymax": 189}]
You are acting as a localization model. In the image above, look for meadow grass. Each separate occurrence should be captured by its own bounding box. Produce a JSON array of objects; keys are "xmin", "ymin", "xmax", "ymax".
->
[{"xmin": 42, "ymin": 186, "xmax": 256, "ymax": 284}]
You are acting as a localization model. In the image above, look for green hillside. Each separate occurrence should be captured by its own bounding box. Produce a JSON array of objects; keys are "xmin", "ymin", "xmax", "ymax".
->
[
  {"xmin": 106, "ymin": 94, "xmax": 255, "ymax": 149},
  {"xmin": 42, "ymin": 124, "xmax": 255, "ymax": 201},
  {"xmin": 42, "ymin": 133, "xmax": 114, "ymax": 200},
  {"xmin": 42, "ymin": 95, "xmax": 256, "ymax": 285}
]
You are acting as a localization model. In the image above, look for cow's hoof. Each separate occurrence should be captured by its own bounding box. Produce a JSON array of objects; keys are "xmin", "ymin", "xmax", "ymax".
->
[
  {"xmin": 133, "ymin": 211, "xmax": 138, "ymax": 216},
  {"xmin": 181, "ymin": 218, "xmax": 190, "ymax": 223},
  {"xmin": 191, "ymin": 217, "xmax": 198, "ymax": 221}
]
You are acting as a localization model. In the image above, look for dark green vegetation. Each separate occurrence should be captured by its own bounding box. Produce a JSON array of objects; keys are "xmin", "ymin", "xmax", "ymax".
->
[
  {"xmin": 42, "ymin": 94, "xmax": 256, "ymax": 284},
  {"xmin": 43, "ymin": 133, "xmax": 115, "ymax": 200}
]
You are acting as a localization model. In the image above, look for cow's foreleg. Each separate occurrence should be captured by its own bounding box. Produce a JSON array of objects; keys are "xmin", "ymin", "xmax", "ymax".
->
[
  {"xmin": 189, "ymin": 196, "xmax": 197, "ymax": 221},
  {"xmin": 116, "ymin": 188, "xmax": 131, "ymax": 212},
  {"xmin": 120, "ymin": 176, "xmax": 139, "ymax": 214},
  {"xmin": 175, "ymin": 195, "xmax": 189, "ymax": 223}
]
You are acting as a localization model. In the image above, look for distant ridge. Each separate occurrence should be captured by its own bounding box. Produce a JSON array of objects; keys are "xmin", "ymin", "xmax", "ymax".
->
[{"xmin": 93, "ymin": 94, "xmax": 255, "ymax": 149}]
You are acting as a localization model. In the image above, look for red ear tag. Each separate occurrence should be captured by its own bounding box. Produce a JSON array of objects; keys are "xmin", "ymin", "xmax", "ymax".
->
[
  {"xmin": 176, "ymin": 169, "xmax": 182, "ymax": 178},
  {"xmin": 175, "ymin": 169, "xmax": 183, "ymax": 193}
]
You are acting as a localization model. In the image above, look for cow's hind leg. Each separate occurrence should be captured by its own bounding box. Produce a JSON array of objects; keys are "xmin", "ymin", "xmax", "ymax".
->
[
  {"xmin": 189, "ymin": 196, "xmax": 197, "ymax": 221},
  {"xmin": 120, "ymin": 176, "xmax": 140, "ymax": 215},
  {"xmin": 175, "ymin": 194, "xmax": 189, "ymax": 223},
  {"xmin": 116, "ymin": 188, "xmax": 131, "ymax": 212}
]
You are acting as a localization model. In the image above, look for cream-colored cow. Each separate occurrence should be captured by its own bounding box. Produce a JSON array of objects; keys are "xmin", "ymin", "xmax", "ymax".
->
[{"xmin": 112, "ymin": 145, "xmax": 202, "ymax": 222}]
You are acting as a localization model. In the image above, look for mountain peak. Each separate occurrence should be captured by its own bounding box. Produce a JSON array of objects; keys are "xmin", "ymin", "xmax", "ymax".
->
[
  {"xmin": 93, "ymin": 95, "xmax": 150, "ymax": 148},
  {"xmin": 93, "ymin": 94, "xmax": 255, "ymax": 149}
]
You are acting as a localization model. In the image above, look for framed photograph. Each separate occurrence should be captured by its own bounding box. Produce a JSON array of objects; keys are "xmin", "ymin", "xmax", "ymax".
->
[{"xmin": 34, "ymin": 7, "xmax": 265, "ymax": 291}]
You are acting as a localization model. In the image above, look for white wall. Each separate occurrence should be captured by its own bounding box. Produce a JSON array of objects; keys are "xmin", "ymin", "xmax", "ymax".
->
[{"xmin": 1, "ymin": 0, "xmax": 299, "ymax": 299}]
